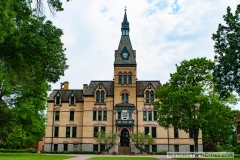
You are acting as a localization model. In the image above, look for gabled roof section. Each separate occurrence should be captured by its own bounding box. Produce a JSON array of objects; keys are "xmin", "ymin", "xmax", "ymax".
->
[
  {"xmin": 49, "ymin": 90, "xmax": 83, "ymax": 102},
  {"xmin": 84, "ymin": 81, "xmax": 114, "ymax": 96},
  {"xmin": 136, "ymin": 81, "xmax": 162, "ymax": 96},
  {"xmin": 69, "ymin": 91, "xmax": 75, "ymax": 97},
  {"xmin": 54, "ymin": 91, "xmax": 61, "ymax": 97}
]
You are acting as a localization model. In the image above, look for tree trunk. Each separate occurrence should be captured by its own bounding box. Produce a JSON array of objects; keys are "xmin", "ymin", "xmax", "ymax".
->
[{"xmin": 194, "ymin": 128, "xmax": 199, "ymax": 152}]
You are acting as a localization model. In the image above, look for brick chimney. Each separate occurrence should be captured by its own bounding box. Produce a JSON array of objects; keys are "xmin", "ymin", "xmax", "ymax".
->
[
  {"xmin": 83, "ymin": 84, "xmax": 88, "ymax": 93},
  {"xmin": 60, "ymin": 81, "xmax": 69, "ymax": 89}
]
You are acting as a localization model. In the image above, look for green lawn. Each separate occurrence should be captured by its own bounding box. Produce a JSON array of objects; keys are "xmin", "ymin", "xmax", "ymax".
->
[
  {"xmin": 87, "ymin": 157, "xmax": 158, "ymax": 160},
  {"xmin": 0, "ymin": 153, "xmax": 76, "ymax": 160},
  {"xmin": 176, "ymin": 159, "xmax": 240, "ymax": 160}
]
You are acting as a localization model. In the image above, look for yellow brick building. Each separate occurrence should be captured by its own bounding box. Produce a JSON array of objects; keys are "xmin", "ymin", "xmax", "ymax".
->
[{"xmin": 44, "ymin": 11, "xmax": 203, "ymax": 153}]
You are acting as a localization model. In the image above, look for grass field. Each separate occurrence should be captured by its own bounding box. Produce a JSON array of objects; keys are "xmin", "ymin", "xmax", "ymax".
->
[
  {"xmin": 87, "ymin": 157, "xmax": 158, "ymax": 160},
  {"xmin": 0, "ymin": 153, "xmax": 76, "ymax": 160}
]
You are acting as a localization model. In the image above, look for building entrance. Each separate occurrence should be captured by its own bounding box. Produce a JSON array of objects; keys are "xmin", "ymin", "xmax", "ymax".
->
[{"xmin": 120, "ymin": 129, "xmax": 129, "ymax": 147}]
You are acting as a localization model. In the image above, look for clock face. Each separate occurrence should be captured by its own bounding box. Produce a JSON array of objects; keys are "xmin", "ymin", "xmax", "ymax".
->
[{"xmin": 122, "ymin": 52, "xmax": 128, "ymax": 59}]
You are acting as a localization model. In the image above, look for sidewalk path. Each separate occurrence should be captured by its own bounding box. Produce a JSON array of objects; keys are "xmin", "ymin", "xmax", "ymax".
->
[{"xmin": 67, "ymin": 154, "xmax": 172, "ymax": 160}]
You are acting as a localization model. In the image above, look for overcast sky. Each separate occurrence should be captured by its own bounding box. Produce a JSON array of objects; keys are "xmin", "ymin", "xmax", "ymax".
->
[{"xmin": 45, "ymin": 0, "xmax": 239, "ymax": 109}]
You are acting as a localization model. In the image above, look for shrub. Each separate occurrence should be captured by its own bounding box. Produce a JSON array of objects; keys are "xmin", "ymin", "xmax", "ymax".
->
[
  {"xmin": 28, "ymin": 148, "xmax": 37, "ymax": 153},
  {"xmin": 153, "ymin": 151, "xmax": 167, "ymax": 155},
  {"xmin": 39, "ymin": 150, "xmax": 97, "ymax": 154}
]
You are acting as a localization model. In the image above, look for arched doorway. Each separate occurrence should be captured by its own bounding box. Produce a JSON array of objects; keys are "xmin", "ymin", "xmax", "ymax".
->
[{"xmin": 120, "ymin": 128, "xmax": 129, "ymax": 147}]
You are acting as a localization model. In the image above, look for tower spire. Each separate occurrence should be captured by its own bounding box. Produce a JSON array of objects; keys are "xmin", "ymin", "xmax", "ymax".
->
[{"xmin": 121, "ymin": 6, "xmax": 129, "ymax": 36}]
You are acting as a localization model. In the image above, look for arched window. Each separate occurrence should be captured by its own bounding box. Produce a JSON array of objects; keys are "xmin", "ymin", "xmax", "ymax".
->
[
  {"xmin": 122, "ymin": 93, "xmax": 124, "ymax": 103},
  {"xmin": 124, "ymin": 75, "xmax": 127, "ymax": 84},
  {"xmin": 119, "ymin": 74, "xmax": 122, "ymax": 84},
  {"xmin": 150, "ymin": 91, "xmax": 154, "ymax": 102},
  {"xmin": 128, "ymin": 75, "xmax": 132, "ymax": 84},
  {"xmin": 126, "ymin": 93, "xmax": 128, "ymax": 103},
  {"xmin": 96, "ymin": 91, "xmax": 100, "ymax": 102},
  {"xmin": 146, "ymin": 91, "xmax": 149, "ymax": 103},
  {"xmin": 101, "ymin": 91, "xmax": 105, "ymax": 102}
]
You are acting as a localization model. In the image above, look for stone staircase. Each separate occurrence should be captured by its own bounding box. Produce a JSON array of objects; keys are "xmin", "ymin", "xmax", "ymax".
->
[{"xmin": 118, "ymin": 147, "xmax": 131, "ymax": 155}]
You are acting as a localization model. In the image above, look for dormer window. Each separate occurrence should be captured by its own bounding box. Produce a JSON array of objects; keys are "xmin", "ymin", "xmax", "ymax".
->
[
  {"xmin": 69, "ymin": 92, "xmax": 75, "ymax": 105},
  {"xmin": 55, "ymin": 92, "xmax": 61, "ymax": 105},
  {"xmin": 101, "ymin": 91, "xmax": 105, "ymax": 102},
  {"xmin": 96, "ymin": 91, "xmax": 100, "ymax": 102},
  {"xmin": 96, "ymin": 90, "xmax": 105, "ymax": 103},
  {"xmin": 150, "ymin": 91, "xmax": 154, "ymax": 102},
  {"xmin": 146, "ymin": 91, "xmax": 149, "ymax": 103}
]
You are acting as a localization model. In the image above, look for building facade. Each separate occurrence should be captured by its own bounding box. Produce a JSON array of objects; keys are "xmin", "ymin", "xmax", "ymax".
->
[{"xmin": 44, "ymin": 11, "xmax": 203, "ymax": 153}]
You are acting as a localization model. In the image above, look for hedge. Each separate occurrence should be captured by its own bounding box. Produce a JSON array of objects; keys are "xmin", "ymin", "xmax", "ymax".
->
[
  {"xmin": 0, "ymin": 148, "xmax": 37, "ymax": 153},
  {"xmin": 40, "ymin": 150, "xmax": 97, "ymax": 154}
]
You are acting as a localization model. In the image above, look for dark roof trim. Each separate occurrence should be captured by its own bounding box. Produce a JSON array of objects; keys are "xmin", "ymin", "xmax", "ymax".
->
[{"xmin": 114, "ymin": 64, "xmax": 137, "ymax": 67}]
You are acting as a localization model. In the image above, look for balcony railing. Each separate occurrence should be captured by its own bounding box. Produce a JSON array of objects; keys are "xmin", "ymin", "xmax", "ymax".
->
[{"xmin": 116, "ymin": 119, "xmax": 134, "ymax": 126}]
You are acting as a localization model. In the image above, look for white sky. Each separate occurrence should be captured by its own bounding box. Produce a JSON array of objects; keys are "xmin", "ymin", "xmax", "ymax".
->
[{"xmin": 45, "ymin": 0, "xmax": 240, "ymax": 109}]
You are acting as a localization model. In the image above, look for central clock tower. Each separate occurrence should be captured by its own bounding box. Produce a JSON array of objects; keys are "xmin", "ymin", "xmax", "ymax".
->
[{"xmin": 113, "ymin": 10, "xmax": 137, "ymax": 106}]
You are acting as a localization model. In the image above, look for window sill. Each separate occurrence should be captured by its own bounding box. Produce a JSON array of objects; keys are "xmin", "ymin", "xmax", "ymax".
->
[
  {"xmin": 94, "ymin": 102, "xmax": 106, "ymax": 105},
  {"xmin": 144, "ymin": 102, "xmax": 153, "ymax": 106}
]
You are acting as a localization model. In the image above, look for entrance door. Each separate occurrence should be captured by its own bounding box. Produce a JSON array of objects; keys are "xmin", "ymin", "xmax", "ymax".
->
[{"xmin": 120, "ymin": 129, "xmax": 129, "ymax": 147}]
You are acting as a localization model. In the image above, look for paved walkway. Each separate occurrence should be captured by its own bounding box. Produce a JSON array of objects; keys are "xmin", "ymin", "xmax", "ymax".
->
[{"xmin": 67, "ymin": 154, "xmax": 172, "ymax": 160}]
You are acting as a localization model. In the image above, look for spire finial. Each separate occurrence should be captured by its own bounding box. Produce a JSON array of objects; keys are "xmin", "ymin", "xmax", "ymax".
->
[{"xmin": 124, "ymin": 6, "xmax": 127, "ymax": 12}]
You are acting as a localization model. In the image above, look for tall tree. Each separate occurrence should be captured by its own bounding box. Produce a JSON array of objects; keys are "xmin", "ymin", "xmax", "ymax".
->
[
  {"xmin": 0, "ymin": 0, "xmax": 68, "ymax": 146},
  {"xmin": 212, "ymin": 4, "xmax": 240, "ymax": 98},
  {"xmin": 154, "ymin": 58, "xmax": 214, "ymax": 152}
]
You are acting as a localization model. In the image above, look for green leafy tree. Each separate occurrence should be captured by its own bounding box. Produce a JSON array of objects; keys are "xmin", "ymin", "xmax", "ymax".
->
[
  {"xmin": 154, "ymin": 58, "xmax": 214, "ymax": 152},
  {"xmin": 0, "ymin": 0, "xmax": 68, "ymax": 146},
  {"xmin": 212, "ymin": 4, "xmax": 240, "ymax": 98},
  {"xmin": 4, "ymin": 126, "xmax": 27, "ymax": 149},
  {"xmin": 95, "ymin": 131, "xmax": 119, "ymax": 153},
  {"xmin": 129, "ymin": 131, "xmax": 155, "ymax": 153}
]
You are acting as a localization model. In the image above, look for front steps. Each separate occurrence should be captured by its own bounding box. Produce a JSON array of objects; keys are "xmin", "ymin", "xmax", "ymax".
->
[{"xmin": 118, "ymin": 147, "xmax": 131, "ymax": 155}]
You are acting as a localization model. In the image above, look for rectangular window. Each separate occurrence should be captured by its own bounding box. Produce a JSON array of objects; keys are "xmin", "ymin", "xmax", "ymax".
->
[
  {"xmin": 190, "ymin": 145, "xmax": 194, "ymax": 152},
  {"xmin": 145, "ymin": 145, "xmax": 149, "ymax": 152},
  {"xmin": 101, "ymin": 126, "xmax": 105, "ymax": 132},
  {"xmin": 72, "ymin": 127, "xmax": 76, "ymax": 138},
  {"xmin": 145, "ymin": 127, "xmax": 149, "ymax": 135},
  {"xmin": 101, "ymin": 91, "xmax": 104, "ymax": 102},
  {"xmin": 53, "ymin": 144, "xmax": 58, "ymax": 151},
  {"xmin": 70, "ymin": 97, "xmax": 74, "ymax": 104},
  {"xmin": 94, "ymin": 126, "xmax": 98, "ymax": 137},
  {"xmin": 54, "ymin": 127, "xmax": 59, "ymax": 137},
  {"xmin": 122, "ymin": 94, "xmax": 124, "ymax": 103},
  {"xmin": 118, "ymin": 112, "xmax": 121, "ymax": 119},
  {"xmin": 96, "ymin": 92, "xmax": 100, "ymax": 102},
  {"xmin": 174, "ymin": 145, "xmax": 179, "ymax": 152},
  {"xmin": 152, "ymin": 145, "xmax": 157, "ymax": 152},
  {"xmin": 93, "ymin": 144, "xmax": 98, "ymax": 152},
  {"xmin": 189, "ymin": 132, "xmax": 194, "ymax": 138},
  {"xmin": 126, "ymin": 94, "xmax": 128, "ymax": 103},
  {"xmin": 129, "ymin": 111, "xmax": 132, "ymax": 119},
  {"xmin": 128, "ymin": 75, "xmax": 132, "ymax": 84},
  {"xmin": 66, "ymin": 127, "xmax": 70, "ymax": 137},
  {"xmin": 98, "ymin": 111, "xmax": 102, "ymax": 120},
  {"xmin": 63, "ymin": 144, "xmax": 68, "ymax": 151},
  {"xmin": 124, "ymin": 75, "xmax": 127, "ymax": 84},
  {"xmin": 122, "ymin": 112, "xmax": 128, "ymax": 120},
  {"xmin": 148, "ymin": 111, "xmax": 152, "ymax": 121},
  {"xmin": 70, "ymin": 111, "xmax": 74, "ymax": 121},
  {"xmin": 119, "ymin": 75, "xmax": 122, "ymax": 84},
  {"xmin": 150, "ymin": 92, "xmax": 154, "ymax": 102},
  {"xmin": 100, "ymin": 144, "xmax": 105, "ymax": 151},
  {"xmin": 143, "ymin": 111, "xmax": 147, "ymax": 121},
  {"xmin": 154, "ymin": 110, "xmax": 157, "ymax": 121},
  {"xmin": 103, "ymin": 111, "xmax": 107, "ymax": 121},
  {"xmin": 93, "ymin": 111, "xmax": 97, "ymax": 120},
  {"xmin": 152, "ymin": 127, "xmax": 156, "ymax": 138},
  {"xmin": 174, "ymin": 127, "xmax": 178, "ymax": 138},
  {"xmin": 55, "ymin": 111, "xmax": 59, "ymax": 121}
]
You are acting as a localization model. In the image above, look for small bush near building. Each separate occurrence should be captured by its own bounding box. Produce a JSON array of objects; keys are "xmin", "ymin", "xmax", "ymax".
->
[{"xmin": 152, "ymin": 151, "xmax": 167, "ymax": 155}]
